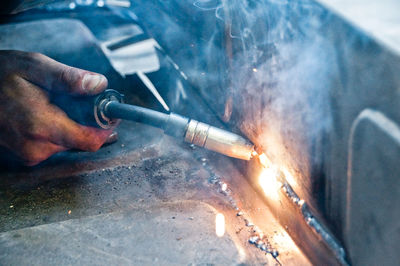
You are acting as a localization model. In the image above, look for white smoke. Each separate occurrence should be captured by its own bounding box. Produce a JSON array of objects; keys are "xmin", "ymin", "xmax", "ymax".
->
[{"xmin": 192, "ymin": 0, "xmax": 337, "ymax": 195}]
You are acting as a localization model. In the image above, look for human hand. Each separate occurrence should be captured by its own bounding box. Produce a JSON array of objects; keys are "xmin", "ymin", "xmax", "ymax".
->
[{"xmin": 0, "ymin": 50, "xmax": 115, "ymax": 166}]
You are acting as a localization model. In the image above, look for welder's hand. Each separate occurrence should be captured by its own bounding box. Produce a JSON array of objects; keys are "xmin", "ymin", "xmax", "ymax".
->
[{"xmin": 0, "ymin": 50, "xmax": 115, "ymax": 166}]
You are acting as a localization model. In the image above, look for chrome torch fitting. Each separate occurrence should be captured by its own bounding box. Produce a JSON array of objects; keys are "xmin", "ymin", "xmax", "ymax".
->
[{"xmin": 94, "ymin": 89, "xmax": 124, "ymax": 129}]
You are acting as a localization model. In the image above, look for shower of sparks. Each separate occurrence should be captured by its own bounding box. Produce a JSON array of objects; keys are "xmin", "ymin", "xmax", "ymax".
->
[{"xmin": 215, "ymin": 213, "xmax": 225, "ymax": 237}]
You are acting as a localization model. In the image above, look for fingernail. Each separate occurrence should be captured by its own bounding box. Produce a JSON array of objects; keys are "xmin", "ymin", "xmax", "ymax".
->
[
  {"xmin": 82, "ymin": 74, "xmax": 104, "ymax": 91},
  {"xmin": 104, "ymin": 131, "xmax": 118, "ymax": 145}
]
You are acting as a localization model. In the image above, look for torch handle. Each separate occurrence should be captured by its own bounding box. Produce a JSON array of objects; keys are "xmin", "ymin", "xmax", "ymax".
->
[
  {"xmin": 104, "ymin": 101, "xmax": 189, "ymax": 137},
  {"xmin": 50, "ymin": 89, "xmax": 124, "ymax": 129},
  {"xmin": 51, "ymin": 89, "xmax": 255, "ymax": 160},
  {"xmin": 50, "ymin": 89, "xmax": 188, "ymax": 136},
  {"xmin": 50, "ymin": 93, "xmax": 99, "ymax": 127}
]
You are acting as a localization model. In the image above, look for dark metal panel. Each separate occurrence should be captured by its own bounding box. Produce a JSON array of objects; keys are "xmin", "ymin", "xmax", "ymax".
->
[
  {"xmin": 129, "ymin": 0, "xmax": 400, "ymax": 264},
  {"xmin": 345, "ymin": 109, "xmax": 400, "ymax": 265}
]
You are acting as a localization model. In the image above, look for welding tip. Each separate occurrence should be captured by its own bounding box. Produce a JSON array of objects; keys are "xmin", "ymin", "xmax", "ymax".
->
[{"xmin": 96, "ymin": 90, "xmax": 255, "ymax": 160}]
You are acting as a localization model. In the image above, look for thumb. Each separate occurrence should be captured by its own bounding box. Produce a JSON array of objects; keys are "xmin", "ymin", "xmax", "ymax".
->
[
  {"xmin": 19, "ymin": 52, "xmax": 108, "ymax": 96},
  {"xmin": 57, "ymin": 66, "xmax": 108, "ymax": 96}
]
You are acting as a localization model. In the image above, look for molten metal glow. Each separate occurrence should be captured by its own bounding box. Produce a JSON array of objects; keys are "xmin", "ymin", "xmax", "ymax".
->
[
  {"xmin": 258, "ymin": 166, "xmax": 281, "ymax": 201},
  {"xmin": 258, "ymin": 153, "xmax": 272, "ymax": 168},
  {"xmin": 257, "ymin": 153, "xmax": 282, "ymax": 201},
  {"xmin": 258, "ymin": 152, "xmax": 298, "ymax": 189},
  {"xmin": 215, "ymin": 213, "xmax": 225, "ymax": 237}
]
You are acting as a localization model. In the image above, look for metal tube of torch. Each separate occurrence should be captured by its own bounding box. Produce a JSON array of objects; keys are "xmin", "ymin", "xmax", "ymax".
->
[
  {"xmin": 184, "ymin": 120, "xmax": 255, "ymax": 160},
  {"xmin": 98, "ymin": 90, "xmax": 255, "ymax": 160}
]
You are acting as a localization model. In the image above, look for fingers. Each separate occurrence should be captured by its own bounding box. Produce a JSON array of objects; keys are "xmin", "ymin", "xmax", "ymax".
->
[
  {"xmin": 0, "ymin": 51, "xmax": 115, "ymax": 166},
  {"xmin": 20, "ymin": 110, "xmax": 112, "ymax": 165},
  {"xmin": 15, "ymin": 111, "xmax": 112, "ymax": 165},
  {"xmin": 60, "ymin": 124, "xmax": 112, "ymax": 152},
  {"xmin": 45, "ymin": 105, "xmax": 113, "ymax": 151},
  {"xmin": 18, "ymin": 141, "xmax": 68, "ymax": 166},
  {"xmin": 7, "ymin": 50, "xmax": 108, "ymax": 96},
  {"xmin": 104, "ymin": 131, "xmax": 119, "ymax": 145}
]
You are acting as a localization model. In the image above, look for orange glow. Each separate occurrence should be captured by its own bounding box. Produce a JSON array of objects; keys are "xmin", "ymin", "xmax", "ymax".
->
[
  {"xmin": 257, "ymin": 153, "xmax": 283, "ymax": 200},
  {"xmin": 272, "ymin": 230, "xmax": 302, "ymax": 252},
  {"xmin": 215, "ymin": 213, "xmax": 225, "ymax": 237},
  {"xmin": 258, "ymin": 166, "xmax": 282, "ymax": 201},
  {"xmin": 257, "ymin": 152, "xmax": 298, "ymax": 189}
]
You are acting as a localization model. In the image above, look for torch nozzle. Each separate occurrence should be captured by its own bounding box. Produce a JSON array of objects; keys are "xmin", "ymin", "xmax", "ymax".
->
[{"xmin": 184, "ymin": 120, "xmax": 255, "ymax": 160}]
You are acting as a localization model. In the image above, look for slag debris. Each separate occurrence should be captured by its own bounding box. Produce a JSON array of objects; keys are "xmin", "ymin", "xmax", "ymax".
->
[
  {"xmin": 245, "ymin": 219, "xmax": 254, "ymax": 227},
  {"xmin": 271, "ymin": 250, "xmax": 279, "ymax": 258},
  {"xmin": 249, "ymin": 236, "xmax": 259, "ymax": 244}
]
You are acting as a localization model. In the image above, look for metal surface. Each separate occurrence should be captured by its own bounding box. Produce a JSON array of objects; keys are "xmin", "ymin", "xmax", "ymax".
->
[
  {"xmin": 129, "ymin": 1, "xmax": 400, "ymax": 264},
  {"xmin": 318, "ymin": 0, "xmax": 400, "ymax": 54},
  {"xmin": 344, "ymin": 109, "xmax": 400, "ymax": 265}
]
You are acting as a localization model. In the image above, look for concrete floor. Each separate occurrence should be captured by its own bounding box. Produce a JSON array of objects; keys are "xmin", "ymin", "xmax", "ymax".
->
[
  {"xmin": 1, "ymin": 201, "xmax": 243, "ymax": 265},
  {"xmin": 0, "ymin": 121, "xmax": 310, "ymax": 265}
]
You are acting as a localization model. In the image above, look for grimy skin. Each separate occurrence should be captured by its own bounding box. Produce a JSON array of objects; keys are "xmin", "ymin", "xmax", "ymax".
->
[{"xmin": 0, "ymin": 50, "xmax": 115, "ymax": 166}]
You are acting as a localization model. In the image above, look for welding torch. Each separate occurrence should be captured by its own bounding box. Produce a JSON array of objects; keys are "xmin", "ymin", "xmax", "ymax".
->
[{"xmin": 52, "ymin": 89, "xmax": 255, "ymax": 160}]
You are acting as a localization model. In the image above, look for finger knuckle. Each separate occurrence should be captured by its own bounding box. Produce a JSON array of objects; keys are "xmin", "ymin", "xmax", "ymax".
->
[
  {"xmin": 59, "ymin": 65, "xmax": 71, "ymax": 83},
  {"xmin": 22, "ymin": 116, "xmax": 47, "ymax": 140},
  {"xmin": 19, "ymin": 142, "xmax": 49, "ymax": 163},
  {"xmin": 0, "ymin": 72, "xmax": 19, "ymax": 84},
  {"xmin": 58, "ymin": 65, "xmax": 79, "ymax": 92},
  {"xmin": 19, "ymin": 143, "xmax": 40, "ymax": 162},
  {"xmin": 25, "ymin": 123, "xmax": 47, "ymax": 140},
  {"xmin": 27, "ymin": 52, "xmax": 45, "ymax": 62}
]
